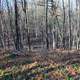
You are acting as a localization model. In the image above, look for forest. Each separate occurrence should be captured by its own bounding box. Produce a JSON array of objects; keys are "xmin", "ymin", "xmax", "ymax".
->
[{"xmin": 0, "ymin": 0, "xmax": 80, "ymax": 80}]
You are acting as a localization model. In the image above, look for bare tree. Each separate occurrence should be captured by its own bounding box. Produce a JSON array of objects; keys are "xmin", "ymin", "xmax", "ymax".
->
[
  {"xmin": 14, "ymin": 0, "xmax": 23, "ymax": 51},
  {"xmin": 0, "ymin": 0, "xmax": 4, "ymax": 48},
  {"xmin": 46, "ymin": 0, "xmax": 49, "ymax": 49},
  {"xmin": 68, "ymin": 0, "xmax": 72, "ymax": 50},
  {"xmin": 62, "ymin": 0, "xmax": 66, "ymax": 49}
]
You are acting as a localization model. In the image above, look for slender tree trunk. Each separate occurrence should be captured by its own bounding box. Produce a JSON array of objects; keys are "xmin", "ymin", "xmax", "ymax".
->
[
  {"xmin": 68, "ymin": 0, "xmax": 72, "ymax": 50},
  {"xmin": 0, "ymin": 1, "xmax": 5, "ymax": 49},
  {"xmin": 23, "ymin": 0, "xmax": 31, "ymax": 51},
  {"xmin": 76, "ymin": 0, "xmax": 79, "ymax": 50},
  {"xmin": 46, "ymin": 0, "xmax": 49, "ymax": 49},
  {"xmin": 6, "ymin": 0, "xmax": 12, "ymax": 49},
  {"xmin": 62, "ymin": 0, "xmax": 66, "ymax": 49},
  {"xmin": 78, "ymin": 0, "xmax": 80, "ymax": 49},
  {"xmin": 51, "ymin": 0, "xmax": 55, "ymax": 49},
  {"xmin": 56, "ymin": 16, "xmax": 60, "ymax": 48}
]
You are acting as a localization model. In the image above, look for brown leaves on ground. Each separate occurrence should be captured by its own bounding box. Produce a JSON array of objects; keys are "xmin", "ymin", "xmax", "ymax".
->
[{"xmin": 22, "ymin": 61, "xmax": 38, "ymax": 71}]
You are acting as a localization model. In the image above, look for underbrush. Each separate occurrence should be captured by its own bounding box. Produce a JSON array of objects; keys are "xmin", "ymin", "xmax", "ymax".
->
[{"xmin": 0, "ymin": 50, "xmax": 80, "ymax": 80}]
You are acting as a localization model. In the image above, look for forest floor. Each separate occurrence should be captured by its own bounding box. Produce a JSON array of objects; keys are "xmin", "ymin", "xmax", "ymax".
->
[{"xmin": 0, "ymin": 49, "xmax": 80, "ymax": 80}]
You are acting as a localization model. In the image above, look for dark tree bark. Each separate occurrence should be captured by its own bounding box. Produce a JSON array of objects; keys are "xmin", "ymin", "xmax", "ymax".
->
[
  {"xmin": 46, "ymin": 0, "xmax": 49, "ymax": 49},
  {"xmin": 14, "ymin": 0, "xmax": 23, "ymax": 51},
  {"xmin": 62, "ymin": 0, "xmax": 66, "ymax": 49}
]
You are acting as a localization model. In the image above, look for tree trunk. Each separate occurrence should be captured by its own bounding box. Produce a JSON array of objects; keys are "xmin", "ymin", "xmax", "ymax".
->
[
  {"xmin": 23, "ymin": 0, "xmax": 31, "ymax": 51},
  {"xmin": 68, "ymin": 0, "xmax": 72, "ymax": 50},
  {"xmin": 62, "ymin": 0, "xmax": 66, "ymax": 49},
  {"xmin": 46, "ymin": 0, "xmax": 49, "ymax": 49},
  {"xmin": 14, "ymin": 0, "xmax": 22, "ymax": 51}
]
